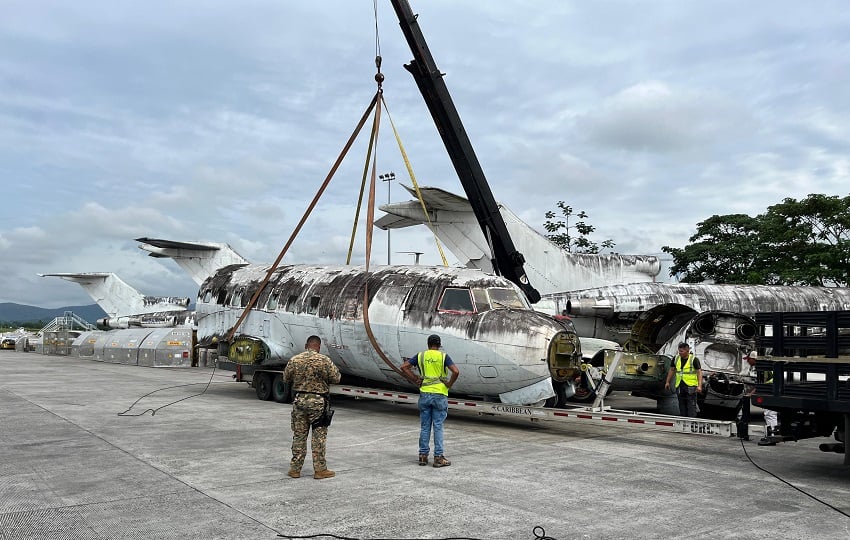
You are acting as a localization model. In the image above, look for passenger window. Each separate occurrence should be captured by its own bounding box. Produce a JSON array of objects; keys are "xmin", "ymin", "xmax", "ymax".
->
[
  {"xmin": 472, "ymin": 288, "xmax": 490, "ymax": 312},
  {"xmin": 341, "ymin": 298, "xmax": 358, "ymax": 320},
  {"xmin": 230, "ymin": 290, "xmax": 242, "ymax": 307},
  {"xmin": 438, "ymin": 288, "xmax": 474, "ymax": 312}
]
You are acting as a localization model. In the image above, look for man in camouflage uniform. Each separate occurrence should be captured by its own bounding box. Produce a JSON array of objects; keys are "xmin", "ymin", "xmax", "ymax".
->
[{"xmin": 283, "ymin": 335, "xmax": 341, "ymax": 479}]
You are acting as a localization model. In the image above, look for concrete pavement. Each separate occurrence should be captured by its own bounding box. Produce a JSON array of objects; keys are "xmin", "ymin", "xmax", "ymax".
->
[{"xmin": 1, "ymin": 351, "xmax": 849, "ymax": 539}]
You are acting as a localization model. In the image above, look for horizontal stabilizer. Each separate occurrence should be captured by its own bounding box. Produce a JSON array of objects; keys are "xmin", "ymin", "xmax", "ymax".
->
[
  {"xmin": 136, "ymin": 237, "xmax": 249, "ymax": 285},
  {"xmin": 135, "ymin": 238, "xmax": 227, "ymax": 252}
]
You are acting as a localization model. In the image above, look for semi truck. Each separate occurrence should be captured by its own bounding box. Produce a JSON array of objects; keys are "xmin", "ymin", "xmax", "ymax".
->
[{"xmin": 752, "ymin": 309, "xmax": 849, "ymax": 464}]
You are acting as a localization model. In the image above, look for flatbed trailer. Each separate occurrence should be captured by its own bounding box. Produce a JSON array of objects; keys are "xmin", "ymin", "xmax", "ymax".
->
[
  {"xmin": 222, "ymin": 357, "xmax": 741, "ymax": 439},
  {"xmin": 753, "ymin": 310, "xmax": 850, "ymax": 464}
]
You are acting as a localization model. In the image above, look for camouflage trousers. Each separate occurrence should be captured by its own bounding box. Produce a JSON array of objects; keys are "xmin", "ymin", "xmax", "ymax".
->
[{"xmin": 290, "ymin": 394, "xmax": 329, "ymax": 472}]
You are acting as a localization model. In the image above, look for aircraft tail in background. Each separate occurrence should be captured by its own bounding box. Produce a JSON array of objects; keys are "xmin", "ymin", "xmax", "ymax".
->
[
  {"xmin": 374, "ymin": 185, "xmax": 660, "ymax": 295},
  {"xmin": 136, "ymin": 237, "xmax": 249, "ymax": 285},
  {"xmin": 38, "ymin": 272, "xmax": 190, "ymax": 318}
]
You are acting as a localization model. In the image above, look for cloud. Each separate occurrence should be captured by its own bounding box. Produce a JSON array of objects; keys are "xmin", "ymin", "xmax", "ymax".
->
[
  {"xmin": 577, "ymin": 81, "xmax": 750, "ymax": 154},
  {"xmin": 1, "ymin": 0, "xmax": 849, "ymax": 308}
]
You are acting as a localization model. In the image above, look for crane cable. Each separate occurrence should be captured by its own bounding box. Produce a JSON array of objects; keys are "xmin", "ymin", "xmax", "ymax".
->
[
  {"xmin": 345, "ymin": 82, "xmax": 381, "ymax": 265},
  {"xmin": 224, "ymin": 93, "xmax": 379, "ymax": 343},
  {"xmin": 354, "ymin": 1, "xmax": 414, "ymax": 379},
  {"xmin": 365, "ymin": 0, "xmax": 447, "ymax": 266},
  {"xmin": 227, "ymin": 2, "xmax": 435, "ymax": 383}
]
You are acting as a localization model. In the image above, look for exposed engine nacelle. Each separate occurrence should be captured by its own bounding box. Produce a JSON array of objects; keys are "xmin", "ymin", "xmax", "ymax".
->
[
  {"xmin": 97, "ymin": 315, "xmax": 180, "ymax": 330},
  {"xmin": 97, "ymin": 317, "xmax": 129, "ymax": 330},
  {"xmin": 566, "ymin": 298, "xmax": 614, "ymax": 319}
]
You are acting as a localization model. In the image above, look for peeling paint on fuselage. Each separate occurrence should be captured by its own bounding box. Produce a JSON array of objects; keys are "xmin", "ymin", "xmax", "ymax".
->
[
  {"xmin": 558, "ymin": 282, "xmax": 850, "ymax": 320},
  {"xmin": 196, "ymin": 264, "xmax": 579, "ymax": 398},
  {"xmin": 141, "ymin": 296, "xmax": 191, "ymax": 308}
]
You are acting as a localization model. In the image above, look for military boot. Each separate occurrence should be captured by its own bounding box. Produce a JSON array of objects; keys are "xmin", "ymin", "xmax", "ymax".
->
[{"xmin": 314, "ymin": 469, "xmax": 336, "ymax": 480}]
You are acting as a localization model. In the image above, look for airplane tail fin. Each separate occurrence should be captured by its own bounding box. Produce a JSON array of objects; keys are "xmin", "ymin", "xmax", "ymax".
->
[
  {"xmin": 375, "ymin": 186, "xmax": 660, "ymax": 293},
  {"xmin": 38, "ymin": 272, "xmax": 189, "ymax": 318},
  {"xmin": 136, "ymin": 238, "xmax": 249, "ymax": 285}
]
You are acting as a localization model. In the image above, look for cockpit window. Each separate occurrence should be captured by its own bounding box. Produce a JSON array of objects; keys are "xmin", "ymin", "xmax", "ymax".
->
[
  {"xmin": 438, "ymin": 288, "xmax": 474, "ymax": 313},
  {"xmin": 472, "ymin": 288, "xmax": 490, "ymax": 312},
  {"xmin": 487, "ymin": 288, "xmax": 525, "ymax": 309}
]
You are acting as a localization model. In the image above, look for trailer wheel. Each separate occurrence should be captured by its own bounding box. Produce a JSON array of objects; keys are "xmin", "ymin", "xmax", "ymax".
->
[
  {"xmin": 567, "ymin": 372, "xmax": 604, "ymax": 403},
  {"xmin": 272, "ymin": 374, "xmax": 292, "ymax": 404},
  {"xmin": 255, "ymin": 373, "xmax": 273, "ymax": 401}
]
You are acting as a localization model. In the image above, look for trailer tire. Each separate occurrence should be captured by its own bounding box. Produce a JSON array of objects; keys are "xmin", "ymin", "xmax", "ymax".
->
[
  {"xmin": 272, "ymin": 374, "xmax": 292, "ymax": 404},
  {"xmin": 567, "ymin": 373, "xmax": 601, "ymax": 403},
  {"xmin": 255, "ymin": 373, "xmax": 273, "ymax": 401}
]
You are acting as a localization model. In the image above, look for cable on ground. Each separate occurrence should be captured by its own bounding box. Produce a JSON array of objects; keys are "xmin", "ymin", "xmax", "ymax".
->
[
  {"xmin": 739, "ymin": 437, "xmax": 850, "ymax": 518},
  {"xmin": 117, "ymin": 363, "xmax": 220, "ymax": 416}
]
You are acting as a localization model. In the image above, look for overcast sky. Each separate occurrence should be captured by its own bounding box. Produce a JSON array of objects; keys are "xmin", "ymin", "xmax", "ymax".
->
[{"xmin": 2, "ymin": 1, "xmax": 848, "ymax": 308}]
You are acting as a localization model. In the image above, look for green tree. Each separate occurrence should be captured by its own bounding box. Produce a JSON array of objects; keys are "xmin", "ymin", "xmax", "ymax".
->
[
  {"xmin": 759, "ymin": 194, "xmax": 850, "ymax": 286},
  {"xmin": 544, "ymin": 201, "xmax": 615, "ymax": 254},
  {"xmin": 663, "ymin": 193, "xmax": 850, "ymax": 286},
  {"xmin": 662, "ymin": 214, "xmax": 763, "ymax": 284}
]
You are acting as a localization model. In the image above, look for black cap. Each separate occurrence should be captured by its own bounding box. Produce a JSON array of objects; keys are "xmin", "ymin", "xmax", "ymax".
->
[{"xmin": 427, "ymin": 334, "xmax": 441, "ymax": 347}]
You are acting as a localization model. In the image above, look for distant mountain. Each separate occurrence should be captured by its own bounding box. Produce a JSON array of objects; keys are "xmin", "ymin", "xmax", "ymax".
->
[{"xmin": 0, "ymin": 303, "xmax": 106, "ymax": 325}]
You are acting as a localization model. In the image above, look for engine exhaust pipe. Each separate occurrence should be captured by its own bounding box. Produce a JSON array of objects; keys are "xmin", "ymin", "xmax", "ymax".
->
[
  {"xmin": 736, "ymin": 322, "xmax": 757, "ymax": 340},
  {"xmin": 693, "ymin": 315, "xmax": 716, "ymax": 336}
]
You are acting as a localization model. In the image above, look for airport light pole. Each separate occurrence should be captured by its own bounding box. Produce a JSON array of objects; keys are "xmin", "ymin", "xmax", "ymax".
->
[{"xmin": 379, "ymin": 172, "xmax": 395, "ymax": 264}]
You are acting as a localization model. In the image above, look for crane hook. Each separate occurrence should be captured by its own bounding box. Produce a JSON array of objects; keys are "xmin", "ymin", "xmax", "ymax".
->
[{"xmin": 375, "ymin": 55, "xmax": 384, "ymax": 90}]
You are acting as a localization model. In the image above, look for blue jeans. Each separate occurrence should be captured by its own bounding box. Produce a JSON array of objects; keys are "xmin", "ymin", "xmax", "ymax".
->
[
  {"xmin": 418, "ymin": 392, "xmax": 448, "ymax": 457},
  {"xmin": 676, "ymin": 384, "xmax": 698, "ymax": 417}
]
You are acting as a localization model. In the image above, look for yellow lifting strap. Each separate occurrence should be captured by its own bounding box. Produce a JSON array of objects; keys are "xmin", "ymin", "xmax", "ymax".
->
[{"xmin": 380, "ymin": 95, "xmax": 450, "ymax": 268}]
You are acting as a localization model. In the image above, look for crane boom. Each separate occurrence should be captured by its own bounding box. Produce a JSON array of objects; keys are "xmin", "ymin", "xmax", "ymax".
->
[{"xmin": 390, "ymin": 0, "xmax": 541, "ymax": 303}]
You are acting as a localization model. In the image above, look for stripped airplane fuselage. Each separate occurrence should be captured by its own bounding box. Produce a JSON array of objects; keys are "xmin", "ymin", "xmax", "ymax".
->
[
  {"xmin": 197, "ymin": 263, "xmax": 581, "ymax": 401},
  {"xmin": 577, "ymin": 310, "xmax": 757, "ymax": 414},
  {"xmin": 557, "ymin": 282, "xmax": 850, "ymax": 322}
]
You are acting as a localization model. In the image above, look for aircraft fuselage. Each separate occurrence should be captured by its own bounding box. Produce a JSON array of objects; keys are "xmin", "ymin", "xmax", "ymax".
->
[{"xmin": 197, "ymin": 264, "xmax": 581, "ymax": 400}]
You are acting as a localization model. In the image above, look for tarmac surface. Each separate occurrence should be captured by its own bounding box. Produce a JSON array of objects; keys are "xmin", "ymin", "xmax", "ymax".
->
[{"xmin": 1, "ymin": 350, "xmax": 849, "ymax": 540}]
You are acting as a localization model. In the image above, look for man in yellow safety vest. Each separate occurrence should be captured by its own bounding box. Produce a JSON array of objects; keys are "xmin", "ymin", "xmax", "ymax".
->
[
  {"xmin": 401, "ymin": 334, "xmax": 460, "ymax": 468},
  {"xmin": 664, "ymin": 342, "xmax": 704, "ymax": 417}
]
